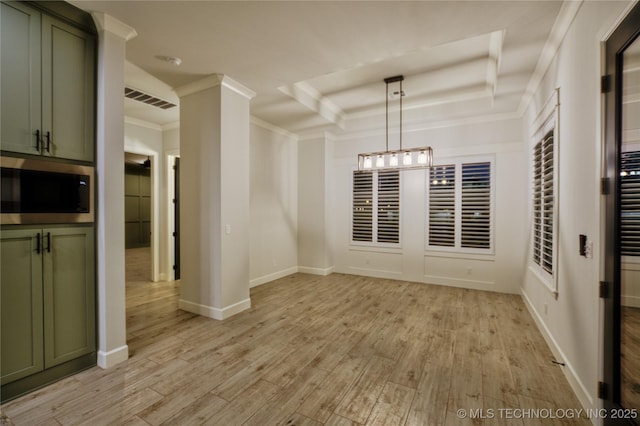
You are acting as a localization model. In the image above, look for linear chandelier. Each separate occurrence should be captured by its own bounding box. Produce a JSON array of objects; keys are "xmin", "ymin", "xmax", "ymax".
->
[{"xmin": 357, "ymin": 75, "xmax": 433, "ymax": 171}]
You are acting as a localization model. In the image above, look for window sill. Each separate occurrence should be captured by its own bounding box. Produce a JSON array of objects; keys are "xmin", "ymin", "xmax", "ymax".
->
[{"xmin": 528, "ymin": 264, "xmax": 558, "ymax": 299}]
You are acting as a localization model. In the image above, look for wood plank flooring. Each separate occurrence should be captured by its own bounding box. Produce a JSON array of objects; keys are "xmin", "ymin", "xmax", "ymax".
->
[{"xmin": 2, "ymin": 257, "xmax": 590, "ymax": 425}]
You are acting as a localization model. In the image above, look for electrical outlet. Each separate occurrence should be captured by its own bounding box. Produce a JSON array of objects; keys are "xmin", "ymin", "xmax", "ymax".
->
[{"xmin": 466, "ymin": 268, "xmax": 472, "ymax": 275}]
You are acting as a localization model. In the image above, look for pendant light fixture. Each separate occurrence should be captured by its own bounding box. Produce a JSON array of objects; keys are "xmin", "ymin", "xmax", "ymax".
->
[{"xmin": 357, "ymin": 75, "xmax": 433, "ymax": 171}]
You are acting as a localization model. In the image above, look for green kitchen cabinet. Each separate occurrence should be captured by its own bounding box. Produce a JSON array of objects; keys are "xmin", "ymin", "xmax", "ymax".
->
[
  {"xmin": 0, "ymin": 226, "xmax": 95, "ymax": 386},
  {"xmin": 0, "ymin": 1, "xmax": 95, "ymax": 162},
  {"xmin": 0, "ymin": 229, "xmax": 44, "ymax": 384}
]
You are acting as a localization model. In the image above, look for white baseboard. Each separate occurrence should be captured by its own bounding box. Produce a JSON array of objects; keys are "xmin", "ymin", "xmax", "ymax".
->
[
  {"xmin": 97, "ymin": 344, "xmax": 129, "ymax": 369},
  {"xmin": 179, "ymin": 297, "xmax": 251, "ymax": 320},
  {"xmin": 298, "ymin": 266, "xmax": 334, "ymax": 276},
  {"xmin": 520, "ymin": 289, "xmax": 594, "ymax": 413},
  {"xmin": 622, "ymin": 295, "xmax": 640, "ymax": 308},
  {"xmin": 250, "ymin": 266, "xmax": 298, "ymax": 288},
  {"xmin": 423, "ymin": 274, "xmax": 495, "ymax": 291}
]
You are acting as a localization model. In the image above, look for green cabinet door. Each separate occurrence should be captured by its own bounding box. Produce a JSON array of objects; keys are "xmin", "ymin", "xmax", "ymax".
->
[
  {"xmin": 0, "ymin": 229, "xmax": 44, "ymax": 385},
  {"xmin": 0, "ymin": 1, "xmax": 42, "ymax": 155},
  {"xmin": 41, "ymin": 15, "xmax": 95, "ymax": 162},
  {"xmin": 0, "ymin": 2, "xmax": 95, "ymax": 161},
  {"xmin": 43, "ymin": 227, "xmax": 95, "ymax": 369}
]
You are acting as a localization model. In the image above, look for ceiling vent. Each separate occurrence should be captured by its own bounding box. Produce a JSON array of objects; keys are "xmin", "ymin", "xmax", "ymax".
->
[{"xmin": 124, "ymin": 87, "xmax": 177, "ymax": 110}]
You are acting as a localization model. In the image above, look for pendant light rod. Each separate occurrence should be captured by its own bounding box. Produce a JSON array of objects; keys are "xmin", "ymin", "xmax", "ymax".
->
[{"xmin": 357, "ymin": 74, "xmax": 433, "ymax": 172}]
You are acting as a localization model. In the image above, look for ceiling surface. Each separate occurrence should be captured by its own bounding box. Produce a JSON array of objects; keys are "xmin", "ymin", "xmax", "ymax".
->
[{"xmin": 71, "ymin": 0, "xmax": 572, "ymax": 136}]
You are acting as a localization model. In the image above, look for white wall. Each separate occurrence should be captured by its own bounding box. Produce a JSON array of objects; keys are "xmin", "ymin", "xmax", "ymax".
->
[
  {"xmin": 124, "ymin": 120, "xmax": 167, "ymax": 281},
  {"xmin": 521, "ymin": 0, "xmax": 632, "ymax": 413},
  {"xmin": 249, "ymin": 119, "xmax": 299, "ymax": 287},
  {"xmin": 331, "ymin": 117, "xmax": 528, "ymax": 294}
]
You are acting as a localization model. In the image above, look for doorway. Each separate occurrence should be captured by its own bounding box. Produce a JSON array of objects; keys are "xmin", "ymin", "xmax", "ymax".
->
[
  {"xmin": 603, "ymin": 3, "xmax": 640, "ymax": 422},
  {"xmin": 124, "ymin": 152, "xmax": 152, "ymax": 282}
]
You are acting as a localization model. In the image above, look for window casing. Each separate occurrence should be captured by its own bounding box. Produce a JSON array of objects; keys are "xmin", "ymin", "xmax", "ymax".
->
[
  {"xmin": 426, "ymin": 158, "xmax": 493, "ymax": 253},
  {"xmin": 352, "ymin": 170, "xmax": 400, "ymax": 246}
]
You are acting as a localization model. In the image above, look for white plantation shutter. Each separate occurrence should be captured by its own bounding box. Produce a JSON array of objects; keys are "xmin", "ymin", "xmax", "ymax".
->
[
  {"xmin": 377, "ymin": 171, "xmax": 400, "ymax": 244},
  {"xmin": 461, "ymin": 162, "xmax": 491, "ymax": 249},
  {"xmin": 352, "ymin": 172, "xmax": 373, "ymax": 242},
  {"xmin": 428, "ymin": 165, "xmax": 455, "ymax": 247},
  {"xmin": 532, "ymin": 130, "xmax": 554, "ymax": 274},
  {"xmin": 621, "ymin": 151, "xmax": 640, "ymax": 256},
  {"xmin": 352, "ymin": 170, "xmax": 400, "ymax": 245}
]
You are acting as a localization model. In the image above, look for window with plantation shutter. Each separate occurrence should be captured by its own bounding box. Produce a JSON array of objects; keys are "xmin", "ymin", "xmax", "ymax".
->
[
  {"xmin": 427, "ymin": 159, "xmax": 493, "ymax": 253},
  {"xmin": 461, "ymin": 162, "xmax": 491, "ymax": 249},
  {"xmin": 352, "ymin": 172, "xmax": 373, "ymax": 242},
  {"xmin": 428, "ymin": 165, "xmax": 455, "ymax": 247},
  {"xmin": 377, "ymin": 171, "xmax": 400, "ymax": 244},
  {"xmin": 621, "ymin": 151, "xmax": 640, "ymax": 256},
  {"xmin": 532, "ymin": 130, "xmax": 554, "ymax": 274},
  {"xmin": 352, "ymin": 170, "xmax": 400, "ymax": 246}
]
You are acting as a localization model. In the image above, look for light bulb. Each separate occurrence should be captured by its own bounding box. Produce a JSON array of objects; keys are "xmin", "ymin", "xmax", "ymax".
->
[
  {"xmin": 418, "ymin": 150, "xmax": 427, "ymax": 164},
  {"xmin": 376, "ymin": 155, "xmax": 384, "ymax": 167},
  {"xmin": 403, "ymin": 152, "xmax": 412, "ymax": 166},
  {"xmin": 389, "ymin": 154, "xmax": 398, "ymax": 166},
  {"xmin": 363, "ymin": 156, "xmax": 372, "ymax": 169}
]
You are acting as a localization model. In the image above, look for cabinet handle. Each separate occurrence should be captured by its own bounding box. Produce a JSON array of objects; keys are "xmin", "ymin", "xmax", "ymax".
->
[
  {"xmin": 44, "ymin": 131, "xmax": 51, "ymax": 152},
  {"xmin": 46, "ymin": 232, "xmax": 51, "ymax": 253},
  {"xmin": 36, "ymin": 233, "xmax": 41, "ymax": 254},
  {"xmin": 35, "ymin": 129, "xmax": 41, "ymax": 152}
]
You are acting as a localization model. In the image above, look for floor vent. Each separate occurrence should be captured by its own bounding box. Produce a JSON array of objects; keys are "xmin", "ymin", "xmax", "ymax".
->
[{"xmin": 125, "ymin": 87, "xmax": 177, "ymax": 110}]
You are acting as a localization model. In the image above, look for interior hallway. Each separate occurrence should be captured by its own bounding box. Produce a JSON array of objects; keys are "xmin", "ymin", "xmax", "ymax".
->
[{"xmin": 1, "ymin": 268, "xmax": 589, "ymax": 425}]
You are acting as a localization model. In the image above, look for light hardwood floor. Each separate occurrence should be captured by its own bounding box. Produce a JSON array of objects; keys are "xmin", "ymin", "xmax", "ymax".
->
[
  {"xmin": 622, "ymin": 306, "xmax": 640, "ymax": 412},
  {"xmin": 2, "ymin": 262, "xmax": 589, "ymax": 425}
]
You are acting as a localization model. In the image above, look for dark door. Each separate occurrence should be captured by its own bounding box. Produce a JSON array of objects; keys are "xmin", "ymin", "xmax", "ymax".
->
[
  {"xmin": 604, "ymin": 4, "xmax": 640, "ymax": 423},
  {"xmin": 173, "ymin": 157, "xmax": 180, "ymax": 280},
  {"xmin": 124, "ymin": 162, "xmax": 151, "ymax": 249}
]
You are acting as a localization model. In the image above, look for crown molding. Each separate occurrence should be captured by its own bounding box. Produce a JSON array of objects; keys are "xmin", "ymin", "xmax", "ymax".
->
[
  {"xmin": 175, "ymin": 74, "xmax": 255, "ymax": 100},
  {"xmin": 518, "ymin": 0, "xmax": 583, "ymax": 115},
  {"xmin": 124, "ymin": 116, "xmax": 162, "ymax": 131},
  {"xmin": 279, "ymin": 82, "xmax": 346, "ymax": 129},
  {"xmin": 162, "ymin": 121, "xmax": 181, "ymax": 131},
  {"xmin": 250, "ymin": 116, "xmax": 298, "ymax": 140},
  {"xmin": 92, "ymin": 12, "xmax": 137, "ymax": 41}
]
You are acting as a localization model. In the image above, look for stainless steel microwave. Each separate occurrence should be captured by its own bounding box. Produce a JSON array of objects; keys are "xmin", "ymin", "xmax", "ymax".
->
[{"xmin": 1, "ymin": 156, "xmax": 94, "ymax": 224}]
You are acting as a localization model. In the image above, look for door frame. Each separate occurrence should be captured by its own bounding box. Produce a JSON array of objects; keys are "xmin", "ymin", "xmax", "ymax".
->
[{"xmin": 603, "ymin": 2, "xmax": 640, "ymax": 421}]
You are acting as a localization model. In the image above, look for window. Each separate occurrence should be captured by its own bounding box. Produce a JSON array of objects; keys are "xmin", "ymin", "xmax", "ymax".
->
[
  {"xmin": 621, "ymin": 151, "xmax": 640, "ymax": 256},
  {"xmin": 352, "ymin": 170, "xmax": 400, "ymax": 245},
  {"xmin": 532, "ymin": 130, "xmax": 554, "ymax": 274},
  {"xmin": 427, "ymin": 160, "xmax": 493, "ymax": 252}
]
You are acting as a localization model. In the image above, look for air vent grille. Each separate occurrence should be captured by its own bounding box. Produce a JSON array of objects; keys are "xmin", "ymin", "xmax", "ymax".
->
[{"xmin": 125, "ymin": 87, "xmax": 177, "ymax": 110}]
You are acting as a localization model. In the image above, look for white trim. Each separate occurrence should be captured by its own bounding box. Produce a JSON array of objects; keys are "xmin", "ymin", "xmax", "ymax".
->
[
  {"xmin": 175, "ymin": 74, "xmax": 223, "ymax": 98},
  {"xmin": 521, "ymin": 289, "xmax": 594, "ymax": 411},
  {"xmin": 91, "ymin": 13, "xmax": 137, "ymax": 41},
  {"xmin": 279, "ymin": 82, "xmax": 345, "ymax": 128},
  {"xmin": 250, "ymin": 116, "xmax": 298, "ymax": 140},
  {"xmin": 622, "ymin": 295, "xmax": 640, "ymax": 309},
  {"xmin": 178, "ymin": 298, "xmax": 251, "ymax": 320},
  {"xmin": 329, "ymin": 112, "xmax": 521, "ymax": 143},
  {"xmin": 599, "ymin": 0, "xmax": 639, "ymax": 41},
  {"xmin": 422, "ymin": 274, "xmax": 495, "ymax": 290},
  {"xmin": 221, "ymin": 76, "xmax": 256, "ymax": 100},
  {"xmin": 518, "ymin": 1, "xmax": 582, "ymax": 114},
  {"xmin": 348, "ymin": 267, "xmax": 403, "ymax": 279},
  {"xmin": 97, "ymin": 345, "xmax": 129, "ymax": 369},
  {"xmin": 174, "ymin": 74, "xmax": 255, "ymax": 100},
  {"xmin": 298, "ymin": 266, "xmax": 334, "ymax": 276},
  {"xmin": 124, "ymin": 115, "xmax": 163, "ymax": 131},
  {"xmin": 161, "ymin": 121, "xmax": 180, "ymax": 131},
  {"xmin": 298, "ymin": 131, "xmax": 336, "ymax": 142},
  {"xmin": 250, "ymin": 267, "xmax": 298, "ymax": 288}
]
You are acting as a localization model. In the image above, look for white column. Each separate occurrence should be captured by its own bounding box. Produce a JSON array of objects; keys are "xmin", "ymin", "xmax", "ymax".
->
[
  {"xmin": 176, "ymin": 75, "xmax": 254, "ymax": 320},
  {"xmin": 92, "ymin": 13, "xmax": 136, "ymax": 368},
  {"xmin": 297, "ymin": 132, "xmax": 335, "ymax": 275}
]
